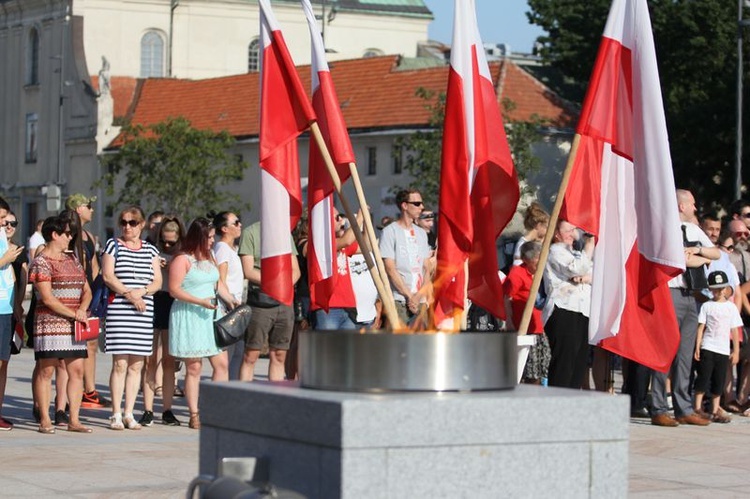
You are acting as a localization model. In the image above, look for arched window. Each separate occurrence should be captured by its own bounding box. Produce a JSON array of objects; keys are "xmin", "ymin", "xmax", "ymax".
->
[
  {"xmin": 248, "ymin": 38, "xmax": 260, "ymax": 72},
  {"xmin": 140, "ymin": 31, "xmax": 165, "ymax": 77},
  {"xmin": 26, "ymin": 28, "xmax": 40, "ymax": 85},
  {"xmin": 363, "ymin": 48, "xmax": 383, "ymax": 58}
]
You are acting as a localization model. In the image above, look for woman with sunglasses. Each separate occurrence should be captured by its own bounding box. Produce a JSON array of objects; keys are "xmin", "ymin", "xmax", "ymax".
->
[
  {"xmin": 4, "ymin": 212, "xmax": 27, "ymax": 340},
  {"xmin": 28, "ymin": 215, "xmax": 93, "ymax": 433},
  {"xmin": 169, "ymin": 218, "xmax": 237, "ymax": 429},
  {"xmin": 212, "ymin": 212, "xmax": 243, "ymax": 379},
  {"xmin": 140, "ymin": 216, "xmax": 185, "ymax": 426},
  {"xmin": 102, "ymin": 206, "xmax": 162, "ymax": 430}
]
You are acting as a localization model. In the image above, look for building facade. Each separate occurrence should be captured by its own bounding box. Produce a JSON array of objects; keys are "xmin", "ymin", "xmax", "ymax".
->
[{"xmin": 0, "ymin": 0, "xmax": 100, "ymax": 236}]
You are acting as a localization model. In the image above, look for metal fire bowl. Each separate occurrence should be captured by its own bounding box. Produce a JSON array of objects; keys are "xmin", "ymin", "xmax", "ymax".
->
[{"xmin": 298, "ymin": 331, "xmax": 518, "ymax": 392}]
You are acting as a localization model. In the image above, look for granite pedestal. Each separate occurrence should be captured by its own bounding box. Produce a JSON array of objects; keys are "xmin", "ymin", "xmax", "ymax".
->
[{"xmin": 200, "ymin": 382, "xmax": 629, "ymax": 498}]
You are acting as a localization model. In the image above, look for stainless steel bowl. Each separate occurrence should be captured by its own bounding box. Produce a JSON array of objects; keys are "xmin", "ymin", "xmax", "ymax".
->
[{"xmin": 298, "ymin": 331, "xmax": 518, "ymax": 392}]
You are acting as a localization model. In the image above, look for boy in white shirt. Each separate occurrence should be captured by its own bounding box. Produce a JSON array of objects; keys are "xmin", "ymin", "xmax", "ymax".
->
[{"xmin": 694, "ymin": 270, "xmax": 742, "ymax": 423}]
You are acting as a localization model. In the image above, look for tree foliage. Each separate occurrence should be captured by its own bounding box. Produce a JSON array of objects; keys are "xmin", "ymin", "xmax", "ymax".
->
[
  {"xmin": 99, "ymin": 117, "xmax": 250, "ymax": 220},
  {"xmin": 393, "ymin": 87, "xmax": 543, "ymax": 207},
  {"xmin": 527, "ymin": 0, "xmax": 748, "ymax": 208}
]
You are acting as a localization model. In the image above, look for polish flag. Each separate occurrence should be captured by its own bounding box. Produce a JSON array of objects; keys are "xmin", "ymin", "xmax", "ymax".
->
[
  {"xmin": 560, "ymin": 0, "xmax": 684, "ymax": 372},
  {"xmin": 301, "ymin": 0, "xmax": 356, "ymax": 311},
  {"xmin": 434, "ymin": 0, "xmax": 519, "ymax": 325},
  {"xmin": 258, "ymin": 0, "xmax": 316, "ymax": 305}
]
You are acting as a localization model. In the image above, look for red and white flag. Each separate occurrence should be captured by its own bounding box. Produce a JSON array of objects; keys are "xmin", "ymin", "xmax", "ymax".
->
[
  {"xmin": 301, "ymin": 0, "xmax": 356, "ymax": 311},
  {"xmin": 560, "ymin": 0, "xmax": 684, "ymax": 372},
  {"xmin": 258, "ymin": 0, "xmax": 316, "ymax": 305},
  {"xmin": 434, "ymin": 0, "xmax": 519, "ymax": 325}
]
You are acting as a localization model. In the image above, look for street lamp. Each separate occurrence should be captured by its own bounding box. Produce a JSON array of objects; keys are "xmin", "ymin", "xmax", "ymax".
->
[{"xmin": 737, "ymin": 0, "xmax": 750, "ymax": 199}]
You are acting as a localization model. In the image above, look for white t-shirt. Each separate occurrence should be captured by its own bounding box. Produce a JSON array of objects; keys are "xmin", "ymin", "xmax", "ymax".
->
[
  {"xmin": 213, "ymin": 241, "xmax": 243, "ymax": 301},
  {"xmin": 348, "ymin": 253, "xmax": 378, "ymax": 323},
  {"xmin": 28, "ymin": 231, "xmax": 44, "ymax": 260},
  {"xmin": 0, "ymin": 229, "xmax": 13, "ymax": 314},
  {"xmin": 698, "ymin": 300, "xmax": 743, "ymax": 355},
  {"xmin": 669, "ymin": 222, "xmax": 713, "ymax": 289}
]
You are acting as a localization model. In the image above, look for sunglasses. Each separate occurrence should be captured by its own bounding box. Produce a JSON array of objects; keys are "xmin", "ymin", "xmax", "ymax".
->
[
  {"xmin": 406, "ymin": 201, "xmax": 424, "ymax": 207},
  {"xmin": 4, "ymin": 220, "xmax": 18, "ymax": 228},
  {"xmin": 721, "ymin": 244, "xmax": 735, "ymax": 251},
  {"xmin": 84, "ymin": 203, "xmax": 93, "ymax": 209},
  {"xmin": 56, "ymin": 230, "xmax": 72, "ymax": 237},
  {"xmin": 119, "ymin": 219, "xmax": 140, "ymax": 227},
  {"xmin": 229, "ymin": 219, "xmax": 241, "ymax": 226},
  {"xmin": 162, "ymin": 240, "xmax": 177, "ymax": 248},
  {"xmin": 732, "ymin": 231, "xmax": 750, "ymax": 238},
  {"xmin": 335, "ymin": 214, "xmax": 346, "ymax": 221},
  {"xmin": 742, "ymin": 213, "xmax": 750, "ymax": 219}
]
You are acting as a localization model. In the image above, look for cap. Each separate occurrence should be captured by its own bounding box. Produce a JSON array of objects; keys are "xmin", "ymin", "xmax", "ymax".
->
[
  {"xmin": 65, "ymin": 193, "xmax": 97, "ymax": 210},
  {"xmin": 707, "ymin": 270, "xmax": 730, "ymax": 289}
]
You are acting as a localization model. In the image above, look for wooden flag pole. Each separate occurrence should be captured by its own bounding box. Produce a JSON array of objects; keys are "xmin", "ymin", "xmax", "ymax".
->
[
  {"xmin": 347, "ymin": 162, "xmax": 397, "ymax": 307},
  {"xmin": 517, "ymin": 134, "xmax": 581, "ymax": 335},
  {"xmin": 309, "ymin": 122, "xmax": 402, "ymax": 330}
]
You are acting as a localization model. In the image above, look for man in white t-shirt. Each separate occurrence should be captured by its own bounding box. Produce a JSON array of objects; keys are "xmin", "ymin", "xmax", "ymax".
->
[{"xmin": 379, "ymin": 189, "xmax": 431, "ymax": 326}]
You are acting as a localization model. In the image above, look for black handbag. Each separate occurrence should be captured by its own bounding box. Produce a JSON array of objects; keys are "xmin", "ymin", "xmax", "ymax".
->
[
  {"xmin": 681, "ymin": 225, "xmax": 708, "ymax": 291},
  {"xmin": 214, "ymin": 303, "xmax": 253, "ymax": 348}
]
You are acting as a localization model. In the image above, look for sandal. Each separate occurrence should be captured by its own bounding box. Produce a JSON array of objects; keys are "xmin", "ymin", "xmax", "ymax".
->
[
  {"xmin": 711, "ymin": 412, "xmax": 732, "ymax": 424},
  {"xmin": 37, "ymin": 425, "xmax": 56, "ymax": 434},
  {"xmin": 188, "ymin": 412, "xmax": 201, "ymax": 430},
  {"xmin": 109, "ymin": 413, "xmax": 124, "ymax": 431},
  {"xmin": 123, "ymin": 413, "xmax": 142, "ymax": 430},
  {"xmin": 67, "ymin": 424, "xmax": 93, "ymax": 433}
]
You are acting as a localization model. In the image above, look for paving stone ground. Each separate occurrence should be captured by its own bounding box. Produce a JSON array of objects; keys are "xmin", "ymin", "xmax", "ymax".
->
[{"xmin": 1, "ymin": 348, "xmax": 749, "ymax": 497}]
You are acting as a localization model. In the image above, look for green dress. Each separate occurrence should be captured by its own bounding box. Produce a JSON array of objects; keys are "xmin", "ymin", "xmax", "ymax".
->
[{"xmin": 169, "ymin": 257, "xmax": 223, "ymax": 358}]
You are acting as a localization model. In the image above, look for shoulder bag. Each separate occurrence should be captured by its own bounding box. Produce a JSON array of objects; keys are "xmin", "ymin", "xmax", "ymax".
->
[{"xmin": 214, "ymin": 302, "xmax": 253, "ymax": 348}]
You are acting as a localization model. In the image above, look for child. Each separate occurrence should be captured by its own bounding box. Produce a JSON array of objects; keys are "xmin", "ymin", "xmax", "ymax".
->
[{"xmin": 694, "ymin": 270, "xmax": 741, "ymax": 423}]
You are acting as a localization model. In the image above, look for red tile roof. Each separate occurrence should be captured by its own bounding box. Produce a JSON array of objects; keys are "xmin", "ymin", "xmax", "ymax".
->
[
  {"xmin": 118, "ymin": 55, "xmax": 576, "ymax": 143},
  {"xmin": 90, "ymin": 75, "xmax": 139, "ymax": 119}
]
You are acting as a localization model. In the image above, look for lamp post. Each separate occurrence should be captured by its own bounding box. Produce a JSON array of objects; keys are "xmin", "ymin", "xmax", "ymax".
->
[
  {"xmin": 169, "ymin": 0, "xmax": 179, "ymax": 77},
  {"xmin": 737, "ymin": 0, "xmax": 750, "ymax": 199}
]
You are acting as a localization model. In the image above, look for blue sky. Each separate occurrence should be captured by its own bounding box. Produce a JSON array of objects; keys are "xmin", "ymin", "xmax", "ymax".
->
[{"xmin": 422, "ymin": 0, "xmax": 545, "ymax": 54}]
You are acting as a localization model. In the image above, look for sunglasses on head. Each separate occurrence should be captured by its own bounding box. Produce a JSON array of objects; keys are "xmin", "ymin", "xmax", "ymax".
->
[
  {"xmin": 4, "ymin": 220, "xmax": 18, "ymax": 228},
  {"xmin": 406, "ymin": 201, "xmax": 424, "ymax": 207},
  {"xmin": 119, "ymin": 219, "xmax": 140, "ymax": 227}
]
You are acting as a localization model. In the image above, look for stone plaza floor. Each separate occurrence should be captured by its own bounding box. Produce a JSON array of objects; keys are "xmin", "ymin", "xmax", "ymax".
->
[{"xmin": 0, "ymin": 348, "xmax": 749, "ymax": 497}]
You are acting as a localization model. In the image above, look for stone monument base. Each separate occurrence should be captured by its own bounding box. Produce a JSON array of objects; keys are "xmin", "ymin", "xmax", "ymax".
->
[{"xmin": 200, "ymin": 382, "xmax": 629, "ymax": 498}]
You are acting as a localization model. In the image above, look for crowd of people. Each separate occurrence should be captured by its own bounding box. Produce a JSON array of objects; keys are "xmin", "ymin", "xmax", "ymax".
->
[{"xmin": 0, "ymin": 185, "xmax": 748, "ymax": 433}]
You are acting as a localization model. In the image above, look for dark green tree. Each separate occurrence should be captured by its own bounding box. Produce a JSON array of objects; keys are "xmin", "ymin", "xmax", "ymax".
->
[
  {"xmin": 393, "ymin": 87, "xmax": 543, "ymax": 207},
  {"xmin": 99, "ymin": 117, "xmax": 250, "ymax": 220},
  {"xmin": 527, "ymin": 0, "xmax": 748, "ymax": 208}
]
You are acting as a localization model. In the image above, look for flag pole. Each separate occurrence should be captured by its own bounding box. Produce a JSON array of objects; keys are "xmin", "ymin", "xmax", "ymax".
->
[
  {"xmin": 517, "ymin": 134, "xmax": 581, "ymax": 335},
  {"xmin": 309, "ymin": 121, "xmax": 402, "ymax": 330},
  {"xmin": 347, "ymin": 162, "xmax": 397, "ymax": 308}
]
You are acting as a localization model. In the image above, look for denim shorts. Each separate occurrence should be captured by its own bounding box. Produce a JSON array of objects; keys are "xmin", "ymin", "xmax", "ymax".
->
[{"xmin": 0, "ymin": 314, "xmax": 12, "ymax": 362}]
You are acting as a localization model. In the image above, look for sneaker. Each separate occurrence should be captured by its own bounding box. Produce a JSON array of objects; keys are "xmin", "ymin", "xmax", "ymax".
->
[
  {"xmin": 81, "ymin": 390, "xmax": 111, "ymax": 409},
  {"xmin": 0, "ymin": 417, "xmax": 13, "ymax": 431},
  {"xmin": 162, "ymin": 410, "xmax": 181, "ymax": 426},
  {"xmin": 54, "ymin": 410, "xmax": 69, "ymax": 426},
  {"xmin": 139, "ymin": 411, "xmax": 154, "ymax": 427}
]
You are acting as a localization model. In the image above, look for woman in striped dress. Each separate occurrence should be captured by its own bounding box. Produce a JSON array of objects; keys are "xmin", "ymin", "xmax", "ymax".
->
[{"xmin": 102, "ymin": 206, "xmax": 162, "ymax": 430}]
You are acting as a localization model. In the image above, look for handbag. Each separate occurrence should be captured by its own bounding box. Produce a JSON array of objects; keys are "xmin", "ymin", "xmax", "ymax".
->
[
  {"xmin": 89, "ymin": 241, "xmax": 118, "ymax": 318},
  {"xmin": 75, "ymin": 317, "xmax": 100, "ymax": 342},
  {"xmin": 10, "ymin": 320, "xmax": 23, "ymax": 355},
  {"xmin": 247, "ymin": 286, "xmax": 281, "ymax": 308},
  {"xmin": 214, "ymin": 303, "xmax": 252, "ymax": 348},
  {"xmin": 681, "ymin": 225, "xmax": 709, "ymax": 291}
]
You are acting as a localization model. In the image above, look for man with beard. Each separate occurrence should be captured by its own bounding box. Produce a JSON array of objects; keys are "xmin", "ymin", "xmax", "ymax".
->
[{"xmin": 725, "ymin": 218, "xmax": 750, "ymax": 414}]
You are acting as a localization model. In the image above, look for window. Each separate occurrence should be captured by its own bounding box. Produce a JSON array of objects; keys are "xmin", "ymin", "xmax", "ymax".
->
[
  {"xmin": 392, "ymin": 144, "xmax": 403, "ymax": 174},
  {"xmin": 25, "ymin": 113, "xmax": 38, "ymax": 163},
  {"xmin": 140, "ymin": 31, "xmax": 165, "ymax": 77},
  {"xmin": 367, "ymin": 147, "xmax": 377, "ymax": 176},
  {"xmin": 26, "ymin": 28, "xmax": 40, "ymax": 85},
  {"xmin": 248, "ymin": 38, "xmax": 260, "ymax": 72},
  {"xmin": 363, "ymin": 48, "xmax": 383, "ymax": 58}
]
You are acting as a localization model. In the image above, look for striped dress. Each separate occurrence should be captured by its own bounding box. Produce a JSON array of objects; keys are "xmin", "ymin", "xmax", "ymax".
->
[{"xmin": 104, "ymin": 238, "xmax": 159, "ymax": 355}]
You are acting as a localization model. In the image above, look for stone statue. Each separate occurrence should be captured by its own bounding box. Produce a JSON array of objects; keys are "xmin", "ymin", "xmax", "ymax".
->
[{"xmin": 98, "ymin": 56, "xmax": 111, "ymax": 95}]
